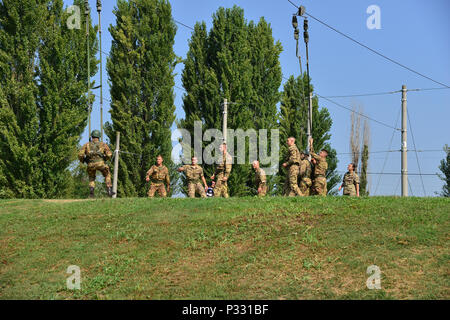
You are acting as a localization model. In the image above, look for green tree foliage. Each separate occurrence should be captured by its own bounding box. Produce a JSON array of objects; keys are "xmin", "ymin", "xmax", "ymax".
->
[
  {"xmin": 0, "ymin": 0, "xmax": 97, "ymax": 198},
  {"xmin": 437, "ymin": 144, "xmax": 449, "ymax": 197},
  {"xmin": 105, "ymin": 0, "xmax": 177, "ymax": 197},
  {"xmin": 359, "ymin": 144, "xmax": 369, "ymax": 196},
  {"xmin": 278, "ymin": 75, "xmax": 341, "ymax": 195},
  {"xmin": 179, "ymin": 6, "xmax": 282, "ymax": 196}
]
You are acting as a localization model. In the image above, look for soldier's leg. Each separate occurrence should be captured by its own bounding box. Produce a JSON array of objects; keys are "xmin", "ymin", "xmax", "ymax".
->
[
  {"xmin": 87, "ymin": 166, "xmax": 96, "ymax": 188},
  {"xmin": 148, "ymin": 184, "xmax": 157, "ymax": 198},
  {"xmin": 214, "ymin": 179, "xmax": 223, "ymax": 197},
  {"xmin": 289, "ymin": 165, "xmax": 302, "ymax": 196},
  {"xmin": 299, "ymin": 180, "xmax": 307, "ymax": 197},
  {"xmin": 158, "ymin": 184, "xmax": 167, "ymax": 198},
  {"xmin": 223, "ymin": 182, "xmax": 229, "ymax": 198},
  {"xmin": 196, "ymin": 182, "xmax": 206, "ymax": 198},
  {"xmin": 258, "ymin": 186, "xmax": 267, "ymax": 197},
  {"xmin": 315, "ymin": 177, "xmax": 327, "ymax": 196},
  {"xmin": 187, "ymin": 182, "xmax": 196, "ymax": 198},
  {"xmin": 99, "ymin": 163, "xmax": 112, "ymax": 188}
]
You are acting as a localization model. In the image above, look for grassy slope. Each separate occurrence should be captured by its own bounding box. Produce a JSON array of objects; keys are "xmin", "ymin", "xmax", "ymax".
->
[{"xmin": 0, "ymin": 197, "xmax": 448, "ymax": 300}]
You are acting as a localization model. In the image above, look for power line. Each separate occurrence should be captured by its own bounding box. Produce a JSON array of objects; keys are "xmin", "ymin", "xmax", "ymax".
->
[
  {"xmin": 375, "ymin": 109, "xmax": 400, "ymax": 195},
  {"xmin": 338, "ymin": 171, "xmax": 438, "ymax": 176},
  {"xmin": 407, "ymin": 109, "xmax": 426, "ymax": 196},
  {"xmin": 286, "ymin": 0, "xmax": 450, "ymax": 88},
  {"xmin": 321, "ymin": 90, "xmax": 400, "ymax": 98},
  {"xmin": 316, "ymin": 94, "xmax": 400, "ymax": 130},
  {"xmin": 174, "ymin": 19, "xmax": 195, "ymax": 31}
]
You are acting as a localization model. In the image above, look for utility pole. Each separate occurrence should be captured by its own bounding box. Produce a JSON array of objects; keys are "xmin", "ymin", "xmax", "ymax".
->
[
  {"xmin": 303, "ymin": 16, "xmax": 313, "ymax": 157},
  {"xmin": 97, "ymin": 0, "xmax": 103, "ymax": 141},
  {"xmin": 223, "ymin": 98, "xmax": 228, "ymax": 144},
  {"xmin": 292, "ymin": 6, "xmax": 311, "ymax": 156},
  {"xmin": 85, "ymin": 0, "xmax": 92, "ymax": 140},
  {"xmin": 401, "ymin": 85, "xmax": 408, "ymax": 197},
  {"xmin": 112, "ymin": 132, "xmax": 120, "ymax": 199},
  {"xmin": 307, "ymin": 92, "xmax": 313, "ymax": 157}
]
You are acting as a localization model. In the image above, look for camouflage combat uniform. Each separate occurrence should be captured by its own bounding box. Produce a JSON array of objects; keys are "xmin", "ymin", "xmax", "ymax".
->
[
  {"xmin": 181, "ymin": 164, "xmax": 206, "ymax": 198},
  {"xmin": 254, "ymin": 167, "xmax": 267, "ymax": 197},
  {"xmin": 342, "ymin": 171, "xmax": 359, "ymax": 196},
  {"xmin": 78, "ymin": 140, "xmax": 113, "ymax": 188},
  {"xmin": 299, "ymin": 158, "xmax": 312, "ymax": 196},
  {"xmin": 146, "ymin": 165, "xmax": 170, "ymax": 198},
  {"xmin": 310, "ymin": 147, "xmax": 328, "ymax": 196},
  {"xmin": 284, "ymin": 145, "xmax": 302, "ymax": 196},
  {"xmin": 214, "ymin": 153, "xmax": 232, "ymax": 198}
]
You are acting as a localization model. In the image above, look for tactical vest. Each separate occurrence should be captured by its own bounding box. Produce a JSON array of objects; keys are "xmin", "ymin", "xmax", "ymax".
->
[
  {"xmin": 150, "ymin": 166, "xmax": 167, "ymax": 182},
  {"xmin": 86, "ymin": 141, "xmax": 104, "ymax": 163},
  {"xmin": 185, "ymin": 165, "xmax": 203, "ymax": 183}
]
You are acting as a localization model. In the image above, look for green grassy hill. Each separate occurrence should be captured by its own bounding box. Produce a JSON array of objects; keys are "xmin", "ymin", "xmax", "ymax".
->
[{"xmin": 0, "ymin": 197, "xmax": 448, "ymax": 299}]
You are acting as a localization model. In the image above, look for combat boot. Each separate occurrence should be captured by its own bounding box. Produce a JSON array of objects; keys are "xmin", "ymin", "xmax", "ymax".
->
[
  {"xmin": 89, "ymin": 187, "xmax": 95, "ymax": 198},
  {"xmin": 107, "ymin": 187, "xmax": 116, "ymax": 197}
]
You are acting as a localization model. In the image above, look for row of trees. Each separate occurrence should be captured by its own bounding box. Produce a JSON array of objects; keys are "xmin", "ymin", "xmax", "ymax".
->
[
  {"xmin": 4, "ymin": 0, "xmax": 446, "ymax": 198},
  {"xmin": 0, "ymin": 0, "xmax": 97, "ymax": 198}
]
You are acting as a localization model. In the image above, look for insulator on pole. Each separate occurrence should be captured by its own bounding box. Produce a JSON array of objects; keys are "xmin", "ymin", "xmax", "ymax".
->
[
  {"xmin": 84, "ymin": 0, "xmax": 90, "ymax": 15},
  {"xmin": 292, "ymin": 15, "xmax": 298, "ymax": 29},
  {"xmin": 294, "ymin": 29, "xmax": 299, "ymax": 40}
]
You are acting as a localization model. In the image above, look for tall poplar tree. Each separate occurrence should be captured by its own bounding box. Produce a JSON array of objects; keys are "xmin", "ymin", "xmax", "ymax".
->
[
  {"xmin": 36, "ymin": 0, "xmax": 98, "ymax": 198},
  {"xmin": 278, "ymin": 75, "xmax": 341, "ymax": 195},
  {"xmin": 0, "ymin": 0, "xmax": 97, "ymax": 198},
  {"xmin": 105, "ymin": 0, "xmax": 177, "ymax": 197},
  {"xmin": 179, "ymin": 6, "xmax": 282, "ymax": 196}
]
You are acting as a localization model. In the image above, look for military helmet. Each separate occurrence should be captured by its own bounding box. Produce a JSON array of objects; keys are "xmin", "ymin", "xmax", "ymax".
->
[{"xmin": 91, "ymin": 130, "xmax": 101, "ymax": 138}]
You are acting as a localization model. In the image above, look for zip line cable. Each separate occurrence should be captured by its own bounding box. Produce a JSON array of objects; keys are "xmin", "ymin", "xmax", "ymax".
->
[
  {"xmin": 316, "ymin": 94, "xmax": 400, "ymax": 130},
  {"xmin": 375, "ymin": 109, "xmax": 400, "ymax": 195},
  {"xmin": 287, "ymin": 0, "xmax": 450, "ymax": 88},
  {"xmin": 407, "ymin": 109, "xmax": 426, "ymax": 196}
]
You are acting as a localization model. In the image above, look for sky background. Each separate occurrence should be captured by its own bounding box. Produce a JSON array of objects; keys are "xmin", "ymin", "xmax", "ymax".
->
[{"xmin": 69, "ymin": 0, "xmax": 450, "ymax": 196}]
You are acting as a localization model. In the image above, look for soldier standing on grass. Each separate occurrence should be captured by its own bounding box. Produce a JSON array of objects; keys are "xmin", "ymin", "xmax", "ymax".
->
[
  {"xmin": 211, "ymin": 143, "xmax": 232, "ymax": 198},
  {"xmin": 282, "ymin": 137, "xmax": 302, "ymax": 197},
  {"xmin": 339, "ymin": 163, "xmax": 360, "ymax": 197},
  {"xmin": 252, "ymin": 160, "xmax": 267, "ymax": 197},
  {"xmin": 299, "ymin": 151, "xmax": 312, "ymax": 196},
  {"xmin": 178, "ymin": 156, "xmax": 208, "ymax": 198},
  {"xmin": 78, "ymin": 130, "xmax": 115, "ymax": 198},
  {"xmin": 146, "ymin": 155, "xmax": 170, "ymax": 198},
  {"xmin": 309, "ymin": 137, "xmax": 328, "ymax": 196}
]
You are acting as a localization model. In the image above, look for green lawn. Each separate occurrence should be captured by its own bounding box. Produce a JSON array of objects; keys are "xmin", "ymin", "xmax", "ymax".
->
[{"xmin": 0, "ymin": 197, "xmax": 448, "ymax": 299}]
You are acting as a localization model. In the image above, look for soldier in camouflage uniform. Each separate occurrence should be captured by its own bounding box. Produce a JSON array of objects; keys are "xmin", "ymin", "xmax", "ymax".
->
[
  {"xmin": 309, "ymin": 137, "xmax": 328, "ymax": 196},
  {"xmin": 282, "ymin": 137, "xmax": 302, "ymax": 196},
  {"xmin": 299, "ymin": 151, "xmax": 312, "ymax": 196},
  {"xmin": 178, "ymin": 156, "xmax": 208, "ymax": 198},
  {"xmin": 145, "ymin": 155, "xmax": 170, "ymax": 198},
  {"xmin": 78, "ymin": 130, "xmax": 114, "ymax": 198},
  {"xmin": 252, "ymin": 160, "xmax": 267, "ymax": 197},
  {"xmin": 339, "ymin": 163, "xmax": 360, "ymax": 197},
  {"xmin": 211, "ymin": 143, "xmax": 232, "ymax": 198}
]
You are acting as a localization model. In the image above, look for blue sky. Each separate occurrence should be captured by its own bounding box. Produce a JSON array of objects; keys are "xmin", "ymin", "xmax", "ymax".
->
[{"xmin": 70, "ymin": 0, "xmax": 450, "ymax": 196}]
